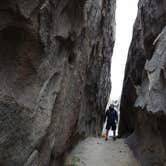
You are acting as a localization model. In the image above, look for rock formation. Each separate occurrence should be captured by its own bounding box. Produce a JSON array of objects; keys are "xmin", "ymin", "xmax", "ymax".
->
[
  {"xmin": 119, "ymin": 0, "xmax": 166, "ymax": 165},
  {"xmin": 0, "ymin": 0, "xmax": 115, "ymax": 165}
]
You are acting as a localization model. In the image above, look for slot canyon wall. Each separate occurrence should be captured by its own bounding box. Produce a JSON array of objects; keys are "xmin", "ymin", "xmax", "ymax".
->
[
  {"xmin": 119, "ymin": 0, "xmax": 166, "ymax": 165},
  {"xmin": 0, "ymin": 0, "xmax": 115, "ymax": 166}
]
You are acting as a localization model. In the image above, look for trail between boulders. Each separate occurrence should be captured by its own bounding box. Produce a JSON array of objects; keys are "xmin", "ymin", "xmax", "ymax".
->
[{"xmin": 64, "ymin": 137, "xmax": 140, "ymax": 166}]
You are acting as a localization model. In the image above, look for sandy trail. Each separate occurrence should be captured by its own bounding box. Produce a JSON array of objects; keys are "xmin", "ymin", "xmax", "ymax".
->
[{"xmin": 64, "ymin": 137, "xmax": 140, "ymax": 166}]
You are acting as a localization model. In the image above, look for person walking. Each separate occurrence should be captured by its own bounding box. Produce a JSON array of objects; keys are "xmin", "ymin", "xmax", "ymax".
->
[{"xmin": 104, "ymin": 104, "xmax": 118, "ymax": 141}]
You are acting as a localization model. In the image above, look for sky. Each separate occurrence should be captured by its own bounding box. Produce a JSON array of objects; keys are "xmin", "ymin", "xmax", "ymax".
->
[{"xmin": 110, "ymin": 0, "xmax": 139, "ymax": 101}]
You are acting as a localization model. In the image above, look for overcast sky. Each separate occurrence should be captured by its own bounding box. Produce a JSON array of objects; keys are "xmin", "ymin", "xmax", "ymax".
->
[{"xmin": 110, "ymin": 0, "xmax": 139, "ymax": 101}]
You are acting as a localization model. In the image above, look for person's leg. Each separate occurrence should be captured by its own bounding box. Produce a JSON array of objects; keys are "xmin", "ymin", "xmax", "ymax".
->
[
  {"xmin": 105, "ymin": 123, "xmax": 110, "ymax": 141},
  {"xmin": 105, "ymin": 130, "xmax": 109, "ymax": 141},
  {"xmin": 113, "ymin": 130, "xmax": 116, "ymax": 140},
  {"xmin": 112, "ymin": 123, "xmax": 116, "ymax": 140}
]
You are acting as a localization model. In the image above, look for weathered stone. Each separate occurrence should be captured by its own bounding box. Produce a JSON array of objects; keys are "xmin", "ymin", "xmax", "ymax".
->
[
  {"xmin": 24, "ymin": 150, "xmax": 39, "ymax": 166},
  {"xmin": 119, "ymin": 0, "xmax": 166, "ymax": 165},
  {"xmin": 0, "ymin": 0, "xmax": 115, "ymax": 165}
]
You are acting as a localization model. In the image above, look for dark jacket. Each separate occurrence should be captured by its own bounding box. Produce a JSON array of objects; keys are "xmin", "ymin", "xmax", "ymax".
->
[{"xmin": 104, "ymin": 107, "xmax": 118, "ymax": 124}]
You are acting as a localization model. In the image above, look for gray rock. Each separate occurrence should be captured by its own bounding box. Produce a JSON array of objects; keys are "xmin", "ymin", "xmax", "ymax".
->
[
  {"xmin": 24, "ymin": 150, "xmax": 39, "ymax": 166},
  {"xmin": 0, "ymin": 0, "xmax": 115, "ymax": 165},
  {"xmin": 119, "ymin": 0, "xmax": 166, "ymax": 165}
]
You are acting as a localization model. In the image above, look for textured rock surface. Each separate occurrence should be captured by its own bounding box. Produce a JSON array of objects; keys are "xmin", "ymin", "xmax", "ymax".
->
[
  {"xmin": 119, "ymin": 0, "xmax": 166, "ymax": 165},
  {"xmin": 0, "ymin": 0, "xmax": 115, "ymax": 165}
]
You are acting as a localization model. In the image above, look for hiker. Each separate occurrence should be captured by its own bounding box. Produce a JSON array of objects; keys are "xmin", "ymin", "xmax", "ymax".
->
[{"xmin": 104, "ymin": 104, "xmax": 118, "ymax": 141}]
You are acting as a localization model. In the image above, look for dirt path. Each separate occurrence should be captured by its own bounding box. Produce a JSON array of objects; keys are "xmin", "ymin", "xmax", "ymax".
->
[{"xmin": 64, "ymin": 137, "xmax": 140, "ymax": 166}]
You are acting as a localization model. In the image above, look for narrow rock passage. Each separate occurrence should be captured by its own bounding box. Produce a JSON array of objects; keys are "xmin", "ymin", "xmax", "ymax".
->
[{"xmin": 64, "ymin": 137, "xmax": 140, "ymax": 166}]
